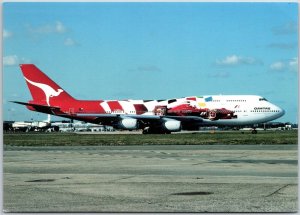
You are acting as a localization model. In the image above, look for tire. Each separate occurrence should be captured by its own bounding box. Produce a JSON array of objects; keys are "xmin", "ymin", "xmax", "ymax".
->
[{"xmin": 251, "ymin": 129, "xmax": 257, "ymax": 134}]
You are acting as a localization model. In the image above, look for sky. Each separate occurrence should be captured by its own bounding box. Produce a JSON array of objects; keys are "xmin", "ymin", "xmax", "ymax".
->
[{"xmin": 3, "ymin": 2, "xmax": 298, "ymax": 123}]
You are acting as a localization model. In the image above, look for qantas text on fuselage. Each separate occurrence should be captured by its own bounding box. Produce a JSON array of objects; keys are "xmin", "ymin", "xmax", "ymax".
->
[{"xmin": 12, "ymin": 64, "xmax": 285, "ymax": 134}]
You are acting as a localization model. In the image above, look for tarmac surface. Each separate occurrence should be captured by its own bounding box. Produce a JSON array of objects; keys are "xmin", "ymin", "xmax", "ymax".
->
[{"xmin": 3, "ymin": 144, "xmax": 298, "ymax": 212}]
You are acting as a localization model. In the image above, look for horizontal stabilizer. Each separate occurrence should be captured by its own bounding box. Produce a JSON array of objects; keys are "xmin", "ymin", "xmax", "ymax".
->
[
  {"xmin": 11, "ymin": 101, "xmax": 61, "ymax": 114},
  {"xmin": 11, "ymin": 101, "xmax": 60, "ymax": 109}
]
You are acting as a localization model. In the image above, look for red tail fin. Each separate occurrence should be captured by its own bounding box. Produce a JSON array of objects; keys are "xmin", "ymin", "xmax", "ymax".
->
[{"xmin": 20, "ymin": 64, "xmax": 75, "ymax": 106}]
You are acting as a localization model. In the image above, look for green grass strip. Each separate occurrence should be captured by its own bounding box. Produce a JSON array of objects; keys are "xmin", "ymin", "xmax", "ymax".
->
[{"xmin": 3, "ymin": 130, "xmax": 298, "ymax": 146}]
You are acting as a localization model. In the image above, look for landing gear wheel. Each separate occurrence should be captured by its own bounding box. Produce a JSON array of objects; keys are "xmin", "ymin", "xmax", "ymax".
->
[
  {"xmin": 142, "ymin": 127, "xmax": 170, "ymax": 134},
  {"xmin": 251, "ymin": 129, "xmax": 257, "ymax": 134},
  {"xmin": 142, "ymin": 127, "xmax": 150, "ymax": 134}
]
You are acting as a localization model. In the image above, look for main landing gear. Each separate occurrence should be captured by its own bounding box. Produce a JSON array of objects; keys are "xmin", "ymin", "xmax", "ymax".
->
[
  {"xmin": 142, "ymin": 127, "xmax": 171, "ymax": 134},
  {"xmin": 251, "ymin": 128, "xmax": 258, "ymax": 134}
]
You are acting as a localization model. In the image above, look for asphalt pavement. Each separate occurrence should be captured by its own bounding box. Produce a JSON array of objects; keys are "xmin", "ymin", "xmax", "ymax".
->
[{"xmin": 3, "ymin": 144, "xmax": 298, "ymax": 212}]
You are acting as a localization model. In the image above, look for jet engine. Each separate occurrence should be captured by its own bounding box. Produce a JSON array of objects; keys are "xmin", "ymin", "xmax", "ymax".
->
[
  {"xmin": 116, "ymin": 118, "xmax": 138, "ymax": 130},
  {"xmin": 162, "ymin": 119, "xmax": 181, "ymax": 132},
  {"xmin": 142, "ymin": 118, "xmax": 181, "ymax": 134}
]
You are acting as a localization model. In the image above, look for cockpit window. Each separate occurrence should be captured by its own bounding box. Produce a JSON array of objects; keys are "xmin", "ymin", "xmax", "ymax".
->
[
  {"xmin": 168, "ymin": 99, "xmax": 177, "ymax": 104},
  {"xmin": 259, "ymin": 98, "xmax": 268, "ymax": 101}
]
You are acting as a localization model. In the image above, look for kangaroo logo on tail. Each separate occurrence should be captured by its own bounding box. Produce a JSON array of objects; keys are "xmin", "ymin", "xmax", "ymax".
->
[{"xmin": 24, "ymin": 77, "xmax": 64, "ymax": 106}]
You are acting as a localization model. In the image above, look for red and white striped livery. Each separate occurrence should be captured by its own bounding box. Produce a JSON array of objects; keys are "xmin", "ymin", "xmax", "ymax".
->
[{"xmin": 13, "ymin": 64, "xmax": 285, "ymax": 134}]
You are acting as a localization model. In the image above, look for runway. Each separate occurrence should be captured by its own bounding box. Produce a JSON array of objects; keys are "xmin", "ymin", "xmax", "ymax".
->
[{"xmin": 3, "ymin": 144, "xmax": 298, "ymax": 212}]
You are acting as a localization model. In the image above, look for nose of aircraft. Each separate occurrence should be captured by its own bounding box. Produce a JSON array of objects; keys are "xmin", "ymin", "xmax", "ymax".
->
[
  {"xmin": 270, "ymin": 104, "xmax": 285, "ymax": 120},
  {"xmin": 273, "ymin": 104, "xmax": 285, "ymax": 118},
  {"xmin": 278, "ymin": 107, "xmax": 285, "ymax": 117}
]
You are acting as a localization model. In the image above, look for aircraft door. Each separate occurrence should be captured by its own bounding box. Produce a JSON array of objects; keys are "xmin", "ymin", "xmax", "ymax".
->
[{"xmin": 69, "ymin": 108, "xmax": 74, "ymax": 114}]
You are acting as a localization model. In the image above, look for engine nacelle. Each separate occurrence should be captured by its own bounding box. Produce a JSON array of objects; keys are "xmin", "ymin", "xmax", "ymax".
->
[
  {"xmin": 162, "ymin": 119, "xmax": 181, "ymax": 132},
  {"xmin": 116, "ymin": 118, "xmax": 138, "ymax": 130}
]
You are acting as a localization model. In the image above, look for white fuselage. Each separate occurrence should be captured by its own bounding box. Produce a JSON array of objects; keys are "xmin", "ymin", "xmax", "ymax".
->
[
  {"xmin": 195, "ymin": 95, "xmax": 285, "ymax": 125},
  {"xmin": 98, "ymin": 95, "xmax": 285, "ymax": 126}
]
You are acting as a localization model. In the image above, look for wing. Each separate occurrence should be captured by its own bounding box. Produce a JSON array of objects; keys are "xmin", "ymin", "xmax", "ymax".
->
[
  {"xmin": 77, "ymin": 113, "xmax": 204, "ymax": 129},
  {"xmin": 77, "ymin": 113, "xmax": 202, "ymax": 120},
  {"xmin": 11, "ymin": 101, "xmax": 61, "ymax": 114},
  {"xmin": 76, "ymin": 113, "xmax": 158, "ymax": 124}
]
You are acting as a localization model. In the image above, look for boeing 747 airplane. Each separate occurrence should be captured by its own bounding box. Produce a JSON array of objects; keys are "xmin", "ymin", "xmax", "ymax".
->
[{"xmin": 12, "ymin": 64, "xmax": 285, "ymax": 134}]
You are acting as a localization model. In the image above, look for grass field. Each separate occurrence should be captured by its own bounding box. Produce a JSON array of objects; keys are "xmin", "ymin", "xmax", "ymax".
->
[{"xmin": 3, "ymin": 130, "xmax": 298, "ymax": 146}]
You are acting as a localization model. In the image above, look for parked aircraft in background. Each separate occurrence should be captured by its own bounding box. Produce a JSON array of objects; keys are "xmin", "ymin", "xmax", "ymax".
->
[
  {"xmin": 11, "ymin": 116, "xmax": 51, "ymax": 132},
  {"xmin": 12, "ymin": 64, "xmax": 285, "ymax": 134}
]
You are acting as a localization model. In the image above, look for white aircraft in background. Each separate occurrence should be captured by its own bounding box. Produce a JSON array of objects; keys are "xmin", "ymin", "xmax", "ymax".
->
[
  {"xmin": 11, "ymin": 115, "xmax": 51, "ymax": 132},
  {"xmin": 13, "ymin": 64, "xmax": 285, "ymax": 134}
]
